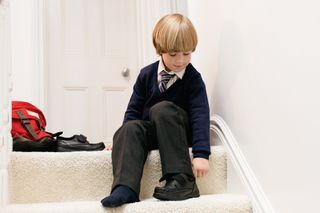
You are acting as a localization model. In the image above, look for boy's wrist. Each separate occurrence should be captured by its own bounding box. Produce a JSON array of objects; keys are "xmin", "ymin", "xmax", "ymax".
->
[{"xmin": 193, "ymin": 151, "xmax": 210, "ymax": 160}]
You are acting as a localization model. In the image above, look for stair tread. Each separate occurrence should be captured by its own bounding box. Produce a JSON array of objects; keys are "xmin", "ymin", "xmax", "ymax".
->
[
  {"xmin": 5, "ymin": 194, "xmax": 252, "ymax": 213},
  {"xmin": 9, "ymin": 146, "xmax": 227, "ymax": 203}
]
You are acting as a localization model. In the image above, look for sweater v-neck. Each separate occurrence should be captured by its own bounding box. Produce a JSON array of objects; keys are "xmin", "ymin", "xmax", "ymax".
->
[{"xmin": 154, "ymin": 62, "xmax": 182, "ymax": 94}]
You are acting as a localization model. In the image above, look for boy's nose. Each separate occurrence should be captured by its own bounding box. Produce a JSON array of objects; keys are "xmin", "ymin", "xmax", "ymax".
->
[{"xmin": 176, "ymin": 56, "xmax": 184, "ymax": 64}]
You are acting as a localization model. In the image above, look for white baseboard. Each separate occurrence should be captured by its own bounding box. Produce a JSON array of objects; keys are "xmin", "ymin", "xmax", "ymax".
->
[{"xmin": 211, "ymin": 114, "xmax": 275, "ymax": 213}]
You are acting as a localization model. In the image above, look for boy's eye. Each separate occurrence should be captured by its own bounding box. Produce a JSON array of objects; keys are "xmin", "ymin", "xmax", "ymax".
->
[
  {"xmin": 183, "ymin": 52, "xmax": 190, "ymax": 56},
  {"xmin": 169, "ymin": 53, "xmax": 177, "ymax": 56}
]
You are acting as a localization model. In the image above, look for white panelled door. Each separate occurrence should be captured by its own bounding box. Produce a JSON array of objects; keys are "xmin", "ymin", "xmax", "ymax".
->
[{"xmin": 45, "ymin": 0, "xmax": 138, "ymax": 144}]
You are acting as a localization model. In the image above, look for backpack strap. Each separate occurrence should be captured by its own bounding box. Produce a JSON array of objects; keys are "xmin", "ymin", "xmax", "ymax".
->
[{"xmin": 16, "ymin": 110, "xmax": 39, "ymax": 140}]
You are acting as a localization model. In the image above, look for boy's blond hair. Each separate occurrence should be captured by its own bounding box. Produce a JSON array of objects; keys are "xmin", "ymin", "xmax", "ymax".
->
[{"xmin": 152, "ymin": 13, "xmax": 198, "ymax": 55}]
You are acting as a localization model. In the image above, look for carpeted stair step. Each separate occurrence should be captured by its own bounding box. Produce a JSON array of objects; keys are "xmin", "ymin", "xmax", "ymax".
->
[
  {"xmin": 9, "ymin": 146, "xmax": 227, "ymax": 203},
  {"xmin": 5, "ymin": 146, "xmax": 252, "ymax": 212},
  {"xmin": 4, "ymin": 194, "xmax": 252, "ymax": 213}
]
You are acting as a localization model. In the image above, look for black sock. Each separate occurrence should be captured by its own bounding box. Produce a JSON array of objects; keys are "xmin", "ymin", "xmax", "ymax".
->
[{"xmin": 101, "ymin": 185, "xmax": 139, "ymax": 207}]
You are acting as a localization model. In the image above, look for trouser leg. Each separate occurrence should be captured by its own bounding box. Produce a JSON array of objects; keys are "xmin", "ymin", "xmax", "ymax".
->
[
  {"xmin": 149, "ymin": 101, "xmax": 193, "ymax": 180},
  {"xmin": 111, "ymin": 120, "xmax": 154, "ymax": 195}
]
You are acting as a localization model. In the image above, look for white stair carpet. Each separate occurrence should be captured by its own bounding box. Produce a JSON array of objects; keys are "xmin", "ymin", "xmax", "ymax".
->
[{"xmin": 4, "ymin": 146, "xmax": 252, "ymax": 212}]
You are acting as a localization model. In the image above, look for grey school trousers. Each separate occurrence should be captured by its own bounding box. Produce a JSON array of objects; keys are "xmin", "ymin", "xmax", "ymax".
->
[{"xmin": 111, "ymin": 101, "xmax": 193, "ymax": 195}]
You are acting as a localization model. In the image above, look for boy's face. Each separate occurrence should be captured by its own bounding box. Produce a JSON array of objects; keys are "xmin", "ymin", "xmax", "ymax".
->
[{"xmin": 161, "ymin": 51, "xmax": 192, "ymax": 73}]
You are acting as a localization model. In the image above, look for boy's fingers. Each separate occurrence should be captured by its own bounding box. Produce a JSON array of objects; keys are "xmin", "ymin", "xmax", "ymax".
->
[
  {"xmin": 199, "ymin": 171, "xmax": 204, "ymax": 178},
  {"xmin": 105, "ymin": 144, "xmax": 113, "ymax": 150},
  {"xmin": 193, "ymin": 168, "xmax": 197, "ymax": 178},
  {"xmin": 193, "ymin": 168, "xmax": 204, "ymax": 178},
  {"xmin": 196, "ymin": 169, "xmax": 208, "ymax": 178}
]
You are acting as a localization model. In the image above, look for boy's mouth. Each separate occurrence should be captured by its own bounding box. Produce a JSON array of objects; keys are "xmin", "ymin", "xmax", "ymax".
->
[{"xmin": 174, "ymin": 65, "xmax": 183, "ymax": 69}]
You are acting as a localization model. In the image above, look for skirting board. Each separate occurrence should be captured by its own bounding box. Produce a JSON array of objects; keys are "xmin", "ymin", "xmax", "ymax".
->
[{"xmin": 210, "ymin": 114, "xmax": 275, "ymax": 213}]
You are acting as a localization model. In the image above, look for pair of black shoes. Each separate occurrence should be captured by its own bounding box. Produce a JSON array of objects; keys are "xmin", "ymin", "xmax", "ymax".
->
[{"xmin": 153, "ymin": 173, "xmax": 200, "ymax": 201}]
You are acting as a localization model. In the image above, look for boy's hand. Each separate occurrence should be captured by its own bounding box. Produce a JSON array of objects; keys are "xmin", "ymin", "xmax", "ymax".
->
[
  {"xmin": 192, "ymin": 158, "xmax": 209, "ymax": 178},
  {"xmin": 105, "ymin": 144, "xmax": 113, "ymax": 151}
]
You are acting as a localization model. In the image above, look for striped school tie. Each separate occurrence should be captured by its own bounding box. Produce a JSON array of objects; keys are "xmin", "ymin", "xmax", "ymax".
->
[{"xmin": 159, "ymin": 71, "xmax": 175, "ymax": 92}]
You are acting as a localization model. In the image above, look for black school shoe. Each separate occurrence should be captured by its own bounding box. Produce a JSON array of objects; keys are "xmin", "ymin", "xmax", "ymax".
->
[
  {"xmin": 153, "ymin": 173, "xmax": 200, "ymax": 201},
  {"xmin": 56, "ymin": 134, "xmax": 105, "ymax": 152}
]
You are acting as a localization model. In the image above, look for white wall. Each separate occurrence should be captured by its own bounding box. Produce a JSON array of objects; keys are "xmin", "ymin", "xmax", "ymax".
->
[
  {"xmin": 188, "ymin": 0, "xmax": 320, "ymax": 212},
  {"xmin": 10, "ymin": 0, "xmax": 44, "ymax": 109},
  {"xmin": 0, "ymin": 0, "xmax": 12, "ymax": 207}
]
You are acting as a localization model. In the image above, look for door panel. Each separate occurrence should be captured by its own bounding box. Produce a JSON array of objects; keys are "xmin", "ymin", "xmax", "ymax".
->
[{"xmin": 46, "ymin": 0, "xmax": 137, "ymax": 143}]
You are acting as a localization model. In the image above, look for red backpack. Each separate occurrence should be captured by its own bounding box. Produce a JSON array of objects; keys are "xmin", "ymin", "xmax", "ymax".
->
[{"xmin": 11, "ymin": 101, "xmax": 59, "ymax": 151}]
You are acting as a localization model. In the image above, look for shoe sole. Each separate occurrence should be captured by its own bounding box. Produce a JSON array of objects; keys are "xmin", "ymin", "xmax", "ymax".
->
[{"xmin": 153, "ymin": 187, "xmax": 200, "ymax": 201}]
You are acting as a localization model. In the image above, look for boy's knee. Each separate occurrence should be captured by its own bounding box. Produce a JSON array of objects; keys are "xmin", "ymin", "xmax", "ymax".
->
[
  {"xmin": 149, "ymin": 101, "xmax": 184, "ymax": 122},
  {"xmin": 113, "ymin": 120, "xmax": 148, "ymax": 143},
  {"xmin": 149, "ymin": 101, "xmax": 172, "ymax": 118}
]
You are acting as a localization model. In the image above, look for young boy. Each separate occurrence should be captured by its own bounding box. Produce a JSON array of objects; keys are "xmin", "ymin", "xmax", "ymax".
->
[{"xmin": 101, "ymin": 13, "xmax": 211, "ymax": 207}]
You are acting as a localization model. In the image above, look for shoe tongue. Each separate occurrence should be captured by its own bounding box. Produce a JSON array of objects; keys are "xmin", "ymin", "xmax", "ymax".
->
[
  {"xmin": 172, "ymin": 174, "xmax": 188, "ymax": 185},
  {"xmin": 77, "ymin": 134, "xmax": 87, "ymax": 143}
]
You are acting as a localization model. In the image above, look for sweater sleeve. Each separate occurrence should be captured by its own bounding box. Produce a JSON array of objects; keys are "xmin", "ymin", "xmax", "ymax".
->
[
  {"xmin": 123, "ymin": 71, "xmax": 146, "ymax": 123},
  {"xmin": 187, "ymin": 73, "xmax": 211, "ymax": 159}
]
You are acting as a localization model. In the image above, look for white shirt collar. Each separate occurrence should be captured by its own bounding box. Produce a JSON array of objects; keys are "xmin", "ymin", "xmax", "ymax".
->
[{"xmin": 157, "ymin": 58, "xmax": 186, "ymax": 79}]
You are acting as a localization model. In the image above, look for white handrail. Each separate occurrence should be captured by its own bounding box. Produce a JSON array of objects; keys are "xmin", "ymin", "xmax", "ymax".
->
[{"xmin": 211, "ymin": 114, "xmax": 275, "ymax": 213}]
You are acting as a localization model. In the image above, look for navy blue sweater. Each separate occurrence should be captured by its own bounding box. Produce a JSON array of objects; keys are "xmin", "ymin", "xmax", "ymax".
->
[{"xmin": 124, "ymin": 61, "xmax": 211, "ymax": 159}]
